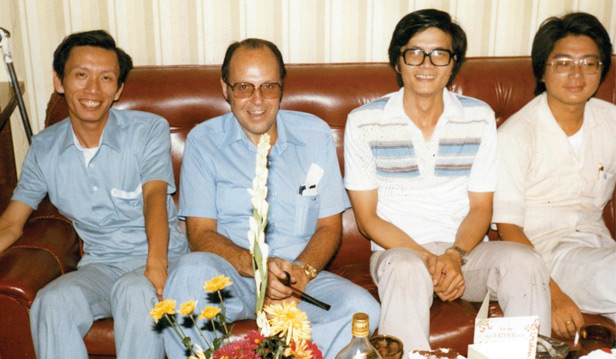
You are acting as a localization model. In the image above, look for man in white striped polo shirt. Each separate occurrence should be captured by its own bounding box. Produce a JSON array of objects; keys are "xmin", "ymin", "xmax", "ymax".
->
[{"xmin": 343, "ymin": 9, "xmax": 551, "ymax": 354}]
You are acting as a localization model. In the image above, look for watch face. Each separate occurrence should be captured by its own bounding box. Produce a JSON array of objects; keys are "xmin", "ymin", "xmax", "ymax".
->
[{"xmin": 304, "ymin": 264, "xmax": 317, "ymax": 279}]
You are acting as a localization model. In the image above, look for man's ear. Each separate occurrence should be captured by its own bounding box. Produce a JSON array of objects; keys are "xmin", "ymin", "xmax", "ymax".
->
[
  {"xmin": 53, "ymin": 72, "xmax": 65, "ymax": 94},
  {"xmin": 221, "ymin": 78, "xmax": 231, "ymax": 103},
  {"xmin": 113, "ymin": 83, "xmax": 125, "ymax": 102}
]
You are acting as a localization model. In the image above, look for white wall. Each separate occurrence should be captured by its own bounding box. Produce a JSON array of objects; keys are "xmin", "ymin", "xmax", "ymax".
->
[{"xmin": 1, "ymin": 0, "xmax": 615, "ymax": 173}]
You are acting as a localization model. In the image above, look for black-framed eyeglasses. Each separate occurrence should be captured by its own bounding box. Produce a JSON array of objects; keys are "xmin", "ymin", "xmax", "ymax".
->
[
  {"xmin": 225, "ymin": 81, "xmax": 282, "ymax": 99},
  {"xmin": 400, "ymin": 48, "xmax": 455, "ymax": 66},
  {"xmin": 547, "ymin": 57, "xmax": 603, "ymax": 75}
]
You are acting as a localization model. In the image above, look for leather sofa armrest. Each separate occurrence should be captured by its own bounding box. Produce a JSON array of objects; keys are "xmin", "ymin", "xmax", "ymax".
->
[
  {"xmin": 0, "ymin": 215, "xmax": 80, "ymax": 303},
  {"xmin": 0, "ymin": 204, "xmax": 79, "ymax": 358}
]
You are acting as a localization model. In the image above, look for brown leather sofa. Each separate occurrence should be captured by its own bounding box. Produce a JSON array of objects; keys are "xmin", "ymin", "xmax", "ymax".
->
[{"xmin": 1, "ymin": 56, "xmax": 615, "ymax": 358}]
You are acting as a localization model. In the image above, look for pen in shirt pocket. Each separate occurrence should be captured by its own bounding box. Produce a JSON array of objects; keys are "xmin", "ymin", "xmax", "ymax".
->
[
  {"xmin": 298, "ymin": 184, "xmax": 316, "ymax": 195},
  {"xmin": 598, "ymin": 163, "xmax": 604, "ymax": 179}
]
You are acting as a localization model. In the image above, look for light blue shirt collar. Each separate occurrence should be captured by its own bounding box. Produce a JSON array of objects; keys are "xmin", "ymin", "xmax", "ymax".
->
[
  {"xmin": 60, "ymin": 109, "xmax": 122, "ymax": 154},
  {"xmin": 219, "ymin": 111, "xmax": 306, "ymax": 155}
]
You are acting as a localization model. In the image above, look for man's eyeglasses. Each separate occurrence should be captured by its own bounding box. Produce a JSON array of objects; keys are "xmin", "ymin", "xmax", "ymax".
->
[
  {"xmin": 225, "ymin": 82, "xmax": 282, "ymax": 99},
  {"xmin": 400, "ymin": 48, "xmax": 455, "ymax": 67},
  {"xmin": 547, "ymin": 57, "xmax": 603, "ymax": 75}
]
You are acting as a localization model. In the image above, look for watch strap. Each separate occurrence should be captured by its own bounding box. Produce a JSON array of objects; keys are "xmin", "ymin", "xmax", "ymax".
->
[{"xmin": 446, "ymin": 245, "xmax": 468, "ymax": 265}]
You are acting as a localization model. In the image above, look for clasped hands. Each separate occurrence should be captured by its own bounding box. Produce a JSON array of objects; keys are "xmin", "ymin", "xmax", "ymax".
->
[{"xmin": 427, "ymin": 250, "xmax": 466, "ymax": 302}]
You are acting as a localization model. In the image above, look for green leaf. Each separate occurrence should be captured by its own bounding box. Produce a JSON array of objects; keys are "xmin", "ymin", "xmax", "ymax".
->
[{"xmin": 213, "ymin": 337, "xmax": 224, "ymax": 350}]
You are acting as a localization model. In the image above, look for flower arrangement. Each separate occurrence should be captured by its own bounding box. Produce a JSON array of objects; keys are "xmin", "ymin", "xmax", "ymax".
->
[{"xmin": 150, "ymin": 134, "xmax": 323, "ymax": 358}]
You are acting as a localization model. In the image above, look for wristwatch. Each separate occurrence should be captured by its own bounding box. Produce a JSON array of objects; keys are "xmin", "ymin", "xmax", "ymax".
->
[
  {"xmin": 293, "ymin": 261, "xmax": 318, "ymax": 280},
  {"xmin": 446, "ymin": 245, "xmax": 468, "ymax": 266}
]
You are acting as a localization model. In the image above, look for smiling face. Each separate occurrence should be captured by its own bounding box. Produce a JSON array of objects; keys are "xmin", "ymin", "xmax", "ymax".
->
[
  {"xmin": 54, "ymin": 46, "xmax": 123, "ymax": 129},
  {"xmin": 221, "ymin": 46, "xmax": 282, "ymax": 145},
  {"xmin": 542, "ymin": 35, "xmax": 602, "ymax": 109},
  {"xmin": 396, "ymin": 27, "xmax": 454, "ymax": 101}
]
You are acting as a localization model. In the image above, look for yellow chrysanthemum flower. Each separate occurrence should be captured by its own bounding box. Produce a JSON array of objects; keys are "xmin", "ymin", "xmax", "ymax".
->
[
  {"xmin": 287, "ymin": 340, "xmax": 313, "ymax": 359},
  {"xmin": 179, "ymin": 300, "xmax": 198, "ymax": 316},
  {"xmin": 149, "ymin": 299, "xmax": 176, "ymax": 323},
  {"xmin": 198, "ymin": 306, "xmax": 221, "ymax": 320},
  {"xmin": 264, "ymin": 302, "xmax": 311, "ymax": 344},
  {"xmin": 203, "ymin": 275, "xmax": 233, "ymax": 292},
  {"xmin": 188, "ymin": 345, "xmax": 207, "ymax": 359}
]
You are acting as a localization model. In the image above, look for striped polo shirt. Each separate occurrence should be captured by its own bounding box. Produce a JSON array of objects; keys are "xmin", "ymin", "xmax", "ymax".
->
[{"xmin": 344, "ymin": 88, "xmax": 497, "ymax": 248}]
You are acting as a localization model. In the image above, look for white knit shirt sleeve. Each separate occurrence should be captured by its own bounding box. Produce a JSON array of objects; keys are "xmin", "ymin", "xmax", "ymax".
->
[{"xmin": 343, "ymin": 109, "xmax": 378, "ymax": 191}]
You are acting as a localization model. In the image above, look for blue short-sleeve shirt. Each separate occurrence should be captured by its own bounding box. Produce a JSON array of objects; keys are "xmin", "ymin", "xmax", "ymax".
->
[
  {"xmin": 179, "ymin": 110, "xmax": 350, "ymax": 260},
  {"xmin": 12, "ymin": 109, "xmax": 188, "ymax": 266}
]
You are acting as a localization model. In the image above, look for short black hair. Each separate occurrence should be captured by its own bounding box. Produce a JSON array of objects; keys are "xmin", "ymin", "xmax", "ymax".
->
[
  {"xmin": 388, "ymin": 9, "xmax": 467, "ymax": 87},
  {"xmin": 532, "ymin": 12, "xmax": 612, "ymax": 95},
  {"xmin": 53, "ymin": 30, "xmax": 133, "ymax": 87},
  {"xmin": 221, "ymin": 38, "xmax": 287, "ymax": 85}
]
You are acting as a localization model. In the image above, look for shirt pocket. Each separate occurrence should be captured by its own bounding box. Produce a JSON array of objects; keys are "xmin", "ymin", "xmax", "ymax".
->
[
  {"xmin": 111, "ymin": 184, "xmax": 143, "ymax": 219},
  {"xmin": 592, "ymin": 170, "xmax": 616, "ymax": 208},
  {"xmin": 294, "ymin": 194, "xmax": 321, "ymax": 237}
]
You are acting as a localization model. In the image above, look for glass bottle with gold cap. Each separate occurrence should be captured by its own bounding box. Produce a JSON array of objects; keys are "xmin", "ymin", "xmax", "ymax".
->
[{"xmin": 334, "ymin": 312, "xmax": 383, "ymax": 359}]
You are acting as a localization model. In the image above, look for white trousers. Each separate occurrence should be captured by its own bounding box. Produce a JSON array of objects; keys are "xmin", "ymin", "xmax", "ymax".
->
[
  {"xmin": 551, "ymin": 232, "xmax": 616, "ymax": 323},
  {"xmin": 370, "ymin": 241, "xmax": 551, "ymax": 354}
]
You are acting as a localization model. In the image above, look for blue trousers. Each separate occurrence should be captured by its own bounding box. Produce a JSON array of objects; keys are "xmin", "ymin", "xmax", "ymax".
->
[
  {"xmin": 29, "ymin": 259, "xmax": 164, "ymax": 359},
  {"xmin": 163, "ymin": 252, "xmax": 380, "ymax": 359}
]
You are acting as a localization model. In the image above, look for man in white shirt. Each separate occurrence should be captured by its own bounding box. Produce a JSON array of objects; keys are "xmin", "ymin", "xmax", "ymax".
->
[
  {"xmin": 494, "ymin": 12, "xmax": 616, "ymax": 338},
  {"xmin": 344, "ymin": 9, "xmax": 551, "ymax": 353}
]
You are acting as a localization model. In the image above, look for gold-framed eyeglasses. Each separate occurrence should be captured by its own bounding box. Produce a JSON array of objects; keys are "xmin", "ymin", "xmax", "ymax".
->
[
  {"xmin": 225, "ymin": 81, "xmax": 282, "ymax": 99},
  {"xmin": 547, "ymin": 57, "xmax": 603, "ymax": 75},
  {"xmin": 400, "ymin": 48, "xmax": 455, "ymax": 66}
]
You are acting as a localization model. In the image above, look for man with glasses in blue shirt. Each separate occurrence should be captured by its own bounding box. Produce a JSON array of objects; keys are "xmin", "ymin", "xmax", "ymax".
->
[
  {"xmin": 494, "ymin": 13, "xmax": 616, "ymax": 339},
  {"xmin": 344, "ymin": 9, "xmax": 551, "ymax": 353},
  {"xmin": 163, "ymin": 38, "xmax": 379, "ymax": 358}
]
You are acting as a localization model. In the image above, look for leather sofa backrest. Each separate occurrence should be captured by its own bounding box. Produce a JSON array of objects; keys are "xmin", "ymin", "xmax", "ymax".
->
[{"xmin": 45, "ymin": 57, "xmax": 616, "ymax": 266}]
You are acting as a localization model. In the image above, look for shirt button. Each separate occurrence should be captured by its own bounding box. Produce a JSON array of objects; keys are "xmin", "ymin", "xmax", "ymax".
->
[
  {"xmin": 271, "ymin": 223, "xmax": 277, "ymax": 227},
  {"xmin": 89, "ymin": 163, "xmax": 94, "ymax": 169},
  {"xmin": 93, "ymin": 186, "xmax": 98, "ymax": 192},
  {"xmin": 271, "ymin": 191, "xmax": 277, "ymax": 196},
  {"xmin": 270, "ymin": 249, "xmax": 275, "ymax": 254}
]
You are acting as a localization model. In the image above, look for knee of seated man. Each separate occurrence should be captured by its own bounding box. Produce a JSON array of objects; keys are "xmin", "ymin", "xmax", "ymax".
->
[
  {"xmin": 33, "ymin": 280, "xmax": 89, "ymax": 313},
  {"xmin": 380, "ymin": 248, "xmax": 428, "ymax": 275},
  {"xmin": 111, "ymin": 272, "xmax": 155, "ymax": 309},
  {"xmin": 499, "ymin": 243, "xmax": 548, "ymax": 276},
  {"xmin": 171, "ymin": 252, "xmax": 228, "ymax": 276}
]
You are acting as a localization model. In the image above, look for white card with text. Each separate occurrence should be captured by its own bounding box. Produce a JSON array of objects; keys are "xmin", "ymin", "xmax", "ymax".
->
[{"xmin": 470, "ymin": 292, "xmax": 539, "ymax": 359}]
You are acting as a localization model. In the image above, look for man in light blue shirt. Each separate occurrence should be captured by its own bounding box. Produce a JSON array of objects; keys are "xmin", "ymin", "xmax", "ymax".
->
[
  {"xmin": 0, "ymin": 30, "xmax": 187, "ymax": 358},
  {"xmin": 164, "ymin": 38, "xmax": 379, "ymax": 358}
]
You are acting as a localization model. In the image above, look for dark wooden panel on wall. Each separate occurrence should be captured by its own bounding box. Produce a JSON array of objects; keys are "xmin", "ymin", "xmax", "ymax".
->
[{"xmin": 0, "ymin": 82, "xmax": 20, "ymax": 212}]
